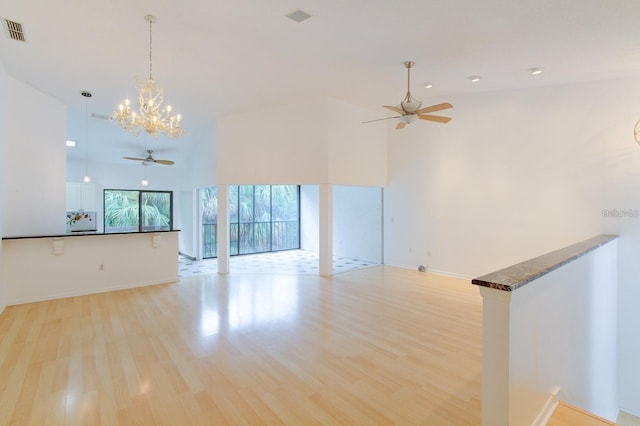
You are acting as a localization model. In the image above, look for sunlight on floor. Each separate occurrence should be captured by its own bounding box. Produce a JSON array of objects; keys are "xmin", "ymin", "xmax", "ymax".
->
[{"xmin": 178, "ymin": 249, "xmax": 378, "ymax": 278}]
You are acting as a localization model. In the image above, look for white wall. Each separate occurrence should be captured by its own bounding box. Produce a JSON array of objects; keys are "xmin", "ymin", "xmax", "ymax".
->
[
  {"xmin": 513, "ymin": 241, "xmax": 618, "ymax": 422},
  {"xmin": 176, "ymin": 122, "xmax": 217, "ymax": 257},
  {"xmin": 3, "ymin": 76, "xmax": 67, "ymax": 236},
  {"xmin": 178, "ymin": 188, "xmax": 197, "ymax": 258},
  {"xmin": 327, "ymin": 98, "xmax": 387, "ymax": 187},
  {"xmin": 0, "ymin": 63, "xmax": 7, "ymax": 313},
  {"xmin": 300, "ymin": 184, "xmax": 382, "ymax": 263},
  {"xmin": 216, "ymin": 97, "xmax": 387, "ymax": 187},
  {"xmin": 333, "ymin": 185, "xmax": 382, "ymax": 263},
  {"xmin": 217, "ymin": 98, "xmax": 329, "ymax": 185},
  {"xmin": 481, "ymin": 240, "xmax": 618, "ymax": 424},
  {"xmin": 384, "ymin": 78, "xmax": 640, "ymax": 414},
  {"xmin": 300, "ymin": 185, "xmax": 319, "ymax": 252},
  {"xmin": 2, "ymin": 232, "xmax": 178, "ymax": 304}
]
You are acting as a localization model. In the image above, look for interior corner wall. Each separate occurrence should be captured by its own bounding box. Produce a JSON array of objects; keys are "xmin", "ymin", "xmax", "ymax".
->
[
  {"xmin": 300, "ymin": 185, "xmax": 319, "ymax": 253},
  {"xmin": 383, "ymin": 78, "xmax": 640, "ymax": 414},
  {"xmin": 333, "ymin": 185, "xmax": 382, "ymax": 263},
  {"xmin": 178, "ymin": 188, "xmax": 196, "ymax": 258},
  {"xmin": 0, "ymin": 62, "xmax": 8, "ymax": 313},
  {"xmin": 216, "ymin": 99, "xmax": 328, "ymax": 185},
  {"xmin": 327, "ymin": 98, "xmax": 387, "ymax": 187},
  {"xmin": 4, "ymin": 76, "xmax": 67, "ymax": 236},
  {"xmin": 176, "ymin": 122, "xmax": 217, "ymax": 257}
]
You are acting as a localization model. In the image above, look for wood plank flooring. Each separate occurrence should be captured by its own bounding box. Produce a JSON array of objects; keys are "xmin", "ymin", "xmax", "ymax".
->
[
  {"xmin": 0, "ymin": 266, "xmax": 482, "ymax": 425},
  {"xmin": 549, "ymin": 402, "xmax": 618, "ymax": 426}
]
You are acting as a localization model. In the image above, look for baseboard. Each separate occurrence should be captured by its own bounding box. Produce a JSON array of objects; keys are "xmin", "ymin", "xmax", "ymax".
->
[
  {"xmin": 619, "ymin": 407, "xmax": 640, "ymax": 421},
  {"xmin": 383, "ymin": 262, "xmax": 474, "ymax": 280},
  {"xmin": 428, "ymin": 268, "xmax": 474, "ymax": 280},
  {"xmin": 8, "ymin": 277, "xmax": 178, "ymax": 306},
  {"xmin": 0, "ymin": 303, "xmax": 6, "ymax": 316},
  {"xmin": 383, "ymin": 262, "xmax": 417, "ymax": 270},
  {"xmin": 178, "ymin": 251, "xmax": 197, "ymax": 261},
  {"xmin": 532, "ymin": 386, "xmax": 560, "ymax": 426}
]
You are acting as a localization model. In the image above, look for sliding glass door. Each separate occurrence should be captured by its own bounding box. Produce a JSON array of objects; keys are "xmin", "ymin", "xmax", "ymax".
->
[{"xmin": 202, "ymin": 185, "xmax": 299, "ymax": 258}]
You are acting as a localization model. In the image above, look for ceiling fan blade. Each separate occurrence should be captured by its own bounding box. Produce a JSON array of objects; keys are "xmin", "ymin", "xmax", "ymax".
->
[
  {"xmin": 395, "ymin": 122, "xmax": 406, "ymax": 130},
  {"xmin": 363, "ymin": 115, "xmax": 402, "ymax": 124},
  {"xmin": 154, "ymin": 159, "xmax": 175, "ymax": 165},
  {"xmin": 416, "ymin": 102, "xmax": 453, "ymax": 115},
  {"xmin": 123, "ymin": 156, "xmax": 146, "ymax": 161},
  {"xmin": 383, "ymin": 105, "xmax": 405, "ymax": 114},
  {"xmin": 418, "ymin": 114, "xmax": 452, "ymax": 123}
]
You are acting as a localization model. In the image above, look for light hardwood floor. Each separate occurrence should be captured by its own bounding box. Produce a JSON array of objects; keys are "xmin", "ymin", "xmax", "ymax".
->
[
  {"xmin": 0, "ymin": 267, "xmax": 482, "ymax": 425},
  {"xmin": 549, "ymin": 402, "xmax": 617, "ymax": 426}
]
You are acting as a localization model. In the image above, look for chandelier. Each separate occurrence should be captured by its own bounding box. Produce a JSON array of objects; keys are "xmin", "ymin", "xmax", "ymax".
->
[{"xmin": 112, "ymin": 14, "xmax": 187, "ymax": 138}]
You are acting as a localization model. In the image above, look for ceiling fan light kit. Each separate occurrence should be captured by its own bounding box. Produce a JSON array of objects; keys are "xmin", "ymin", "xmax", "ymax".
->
[
  {"xmin": 112, "ymin": 15, "xmax": 187, "ymax": 139},
  {"xmin": 364, "ymin": 61, "xmax": 453, "ymax": 130}
]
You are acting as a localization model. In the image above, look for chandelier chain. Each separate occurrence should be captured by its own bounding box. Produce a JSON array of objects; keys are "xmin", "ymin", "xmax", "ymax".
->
[
  {"xmin": 84, "ymin": 96, "xmax": 88, "ymax": 177},
  {"xmin": 148, "ymin": 17, "xmax": 153, "ymax": 80}
]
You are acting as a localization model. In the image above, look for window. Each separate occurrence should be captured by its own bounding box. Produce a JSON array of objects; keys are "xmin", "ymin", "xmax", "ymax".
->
[
  {"xmin": 104, "ymin": 189, "xmax": 172, "ymax": 233},
  {"xmin": 202, "ymin": 185, "xmax": 300, "ymax": 258}
]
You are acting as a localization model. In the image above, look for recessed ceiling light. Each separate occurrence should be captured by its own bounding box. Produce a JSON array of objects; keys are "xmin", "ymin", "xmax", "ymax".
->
[
  {"xmin": 529, "ymin": 67, "xmax": 543, "ymax": 75},
  {"xmin": 424, "ymin": 82, "xmax": 433, "ymax": 89},
  {"xmin": 66, "ymin": 140, "xmax": 76, "ymax": 147},
  {"xmin": 469, "ymin": 75, "xmax": 481, "ymax": 83},
  {"xmin": 286, "ymin": 9, "xmax": 312, "ymax": 23}
]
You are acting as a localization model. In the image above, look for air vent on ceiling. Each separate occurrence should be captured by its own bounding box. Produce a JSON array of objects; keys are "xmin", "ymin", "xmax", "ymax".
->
[
  {"xmin": 286, "ymin": 9, "xmax": 312, "ymax": 23},
  {"xmin": 3, "ymin": 18, "xmax": 26, "ymax": 42}
]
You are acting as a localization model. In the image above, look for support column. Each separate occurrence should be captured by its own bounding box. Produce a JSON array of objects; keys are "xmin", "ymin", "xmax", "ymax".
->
[
  {"xmin": 318, "ymin": 183, "xmax": 333, "ymax": 276},
  {"xmin": 217, "ymin": 184, "xmax": 230, "ymax": 274},
  {"xmin": 479, "ymin": 286, "xmax": 511, "ymax": 426}
]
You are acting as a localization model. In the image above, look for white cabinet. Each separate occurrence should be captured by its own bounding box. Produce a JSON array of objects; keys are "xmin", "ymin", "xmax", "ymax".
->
[{"xmin": 66, "ymin": 182, "xmax": 96, "ymax": 211}]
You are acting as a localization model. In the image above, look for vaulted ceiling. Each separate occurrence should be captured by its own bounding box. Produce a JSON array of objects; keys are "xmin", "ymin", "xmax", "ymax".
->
[{"xmin": 2, "ymin": 0, "xmax": 640, "ymax": 165}]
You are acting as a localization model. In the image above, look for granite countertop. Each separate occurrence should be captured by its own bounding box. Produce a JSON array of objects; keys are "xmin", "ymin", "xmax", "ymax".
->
[
  {"xmin": 471, "ymin": 234, "xmax": 619, "ymax": 292},
  {"xmin": 2, "ymin": 229, "xmax": 180, "ymax": 240}
]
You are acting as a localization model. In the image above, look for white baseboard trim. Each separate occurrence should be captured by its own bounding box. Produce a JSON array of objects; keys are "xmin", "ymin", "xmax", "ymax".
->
[
  {"xmin": 383, "ymin": 262, "xmax": 417, "ymax": 270},
  {"xmin": 619, "ymin": 407, "xmax": 640, "ymax": 419},
  {"xmin": 0, "ymin": 303, "xmax": 6, "ymax": 316},
  {"xmin": 532, "ymin": 386, "xmax": 560, "ymax": 426},
  {"xmin": 383, "ymin": 262, "xmax": 474, "ymax": 280},
  {"xmin": 8, "ymin": 276, "xmax": 178, "ymax": 306},
  {"xmin": 428, "ymin": 268, "xmax": 474, "ymax": 280}
]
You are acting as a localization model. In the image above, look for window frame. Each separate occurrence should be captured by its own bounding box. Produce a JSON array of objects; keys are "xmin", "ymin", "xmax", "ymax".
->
[{"xmin": 103, "ymin": 189, "xmax": 173, "ymax": 233}]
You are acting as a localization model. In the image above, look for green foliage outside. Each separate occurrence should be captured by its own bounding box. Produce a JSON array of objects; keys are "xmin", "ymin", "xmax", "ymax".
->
[
  {"xmin": 202, "ymin": 185, "xmax": 299, "ymax": 258},
  {"xmin": 105, "ymin": 190, "xmax": 171, "ymax": 232}
]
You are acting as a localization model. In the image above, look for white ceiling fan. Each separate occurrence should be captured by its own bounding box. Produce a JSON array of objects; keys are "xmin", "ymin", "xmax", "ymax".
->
[
  {"xmin": 364, "ymin": 61, "xmax": 453, "ymax": 130},
  {"xmin": 123, "ymin": 149, "xmax": 175, "ymax": 166}
]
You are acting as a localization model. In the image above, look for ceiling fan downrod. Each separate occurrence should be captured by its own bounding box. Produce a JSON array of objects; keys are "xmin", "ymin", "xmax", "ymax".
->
[{"xmin": 401, "ymin": 61, "xmax": 421, "ymax": 113}]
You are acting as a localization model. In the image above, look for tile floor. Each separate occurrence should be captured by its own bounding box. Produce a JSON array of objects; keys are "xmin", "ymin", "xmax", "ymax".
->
[{"xmin": 178, "ymin": 249, "xmax": 378, "ymax": 278}]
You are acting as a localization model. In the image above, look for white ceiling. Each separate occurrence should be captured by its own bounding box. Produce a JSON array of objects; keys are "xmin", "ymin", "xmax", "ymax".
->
[{"xmin": 2, "ymin": 0, "xmax": 640, "ymax": 166}]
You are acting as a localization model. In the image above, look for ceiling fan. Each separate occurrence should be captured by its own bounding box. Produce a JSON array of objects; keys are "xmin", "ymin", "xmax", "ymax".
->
[
  {"xmin": 364, "ymin": 61, "xmax": 453, "ymax": 130},
  {"xmin": 123, "ymin": 149, "xmax": 175, "ymax": 166}
]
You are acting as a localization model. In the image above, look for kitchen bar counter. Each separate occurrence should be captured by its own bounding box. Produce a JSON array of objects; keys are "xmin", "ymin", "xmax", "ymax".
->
[
  {"xmin": 2, "ymin": 229, "xmax": 180, "ymax": 240},
  {"xmin": 2, "ymin": 230, "xmax": 180, "ymax": 305},
  {"xmin": 471, "ymin": 234, "xmax": 618, "ymax": 292}
]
